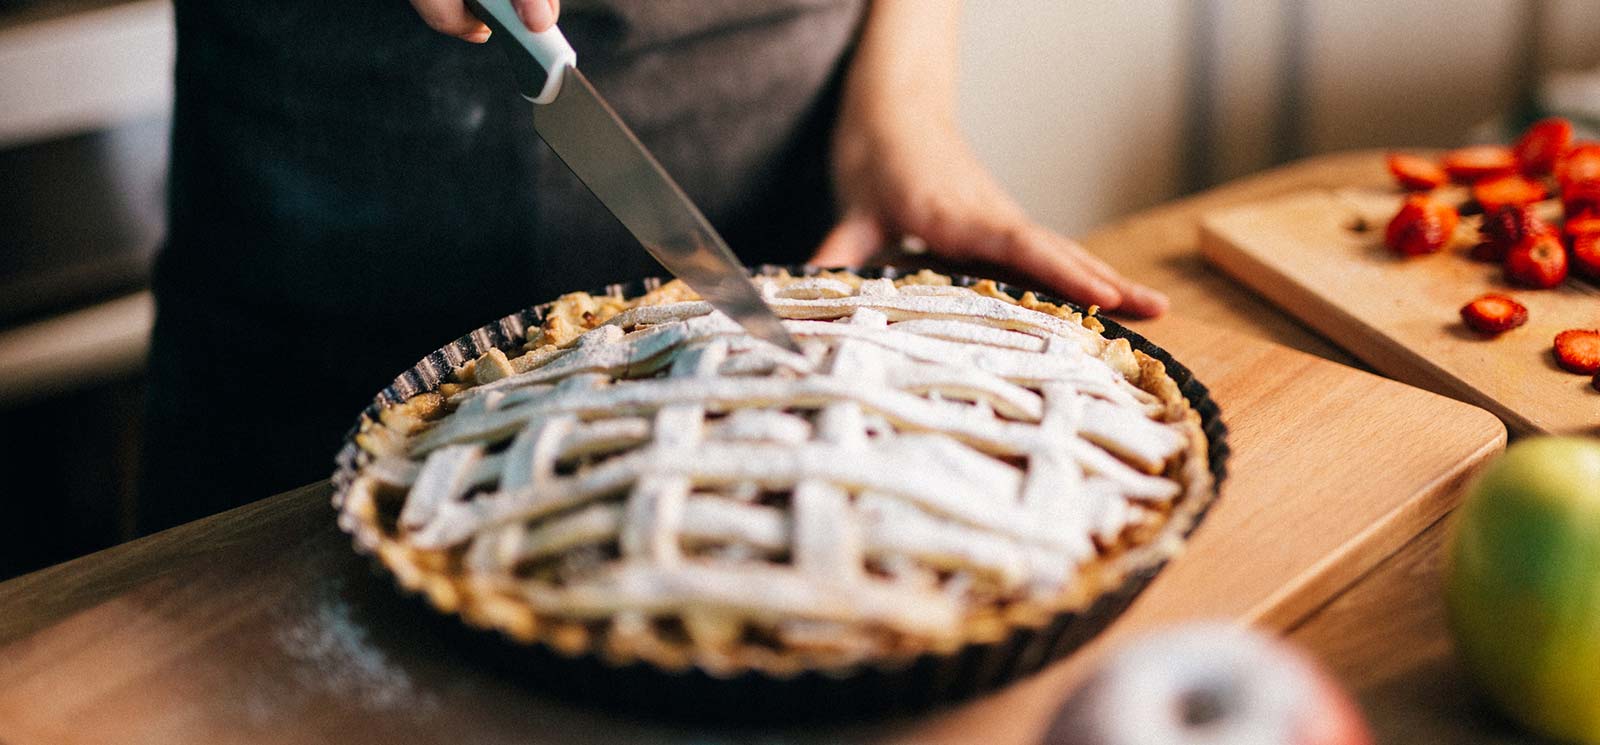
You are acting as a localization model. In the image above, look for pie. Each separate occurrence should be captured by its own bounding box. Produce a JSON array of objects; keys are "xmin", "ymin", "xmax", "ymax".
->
[{"xmin": 335, "ymin": 270, "xmax": 1215, "ymax": 678}]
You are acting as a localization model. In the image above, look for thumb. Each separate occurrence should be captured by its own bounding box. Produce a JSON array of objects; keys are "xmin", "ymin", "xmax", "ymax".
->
[
  {"xmin": 810, "ymin": 213, "xmax": 886, "ymax": 269},
  {"xmin": 515, "ymin": 0, "xmax": 559, "ymax": 32}
]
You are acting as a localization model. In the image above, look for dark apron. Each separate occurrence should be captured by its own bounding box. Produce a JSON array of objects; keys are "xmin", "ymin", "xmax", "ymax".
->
[{"xmin": 139, "ymin": 0, "xmax": 865, "ymax": 533}]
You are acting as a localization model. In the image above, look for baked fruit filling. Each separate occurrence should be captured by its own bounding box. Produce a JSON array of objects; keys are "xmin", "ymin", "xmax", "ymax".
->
[{"xmin": 338, "ymin": 270, "xmax": 1212, "ymax": 676}]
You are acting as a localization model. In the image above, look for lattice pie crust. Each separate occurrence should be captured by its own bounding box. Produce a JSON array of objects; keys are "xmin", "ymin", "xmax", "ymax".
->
[{"xmin": 337, "ymin": 271, "xmax": 1212, "ymax": 677}]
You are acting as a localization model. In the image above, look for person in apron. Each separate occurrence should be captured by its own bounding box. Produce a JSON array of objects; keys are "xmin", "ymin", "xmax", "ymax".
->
[{"xmin": 138, "ymin": 0, "xmax": 1167, "ymax": 534}]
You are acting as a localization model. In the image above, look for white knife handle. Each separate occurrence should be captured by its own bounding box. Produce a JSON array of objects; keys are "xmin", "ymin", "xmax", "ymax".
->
[{"xmin": 465, "ymin": 0, "xmax": 577, "ymax": 104}]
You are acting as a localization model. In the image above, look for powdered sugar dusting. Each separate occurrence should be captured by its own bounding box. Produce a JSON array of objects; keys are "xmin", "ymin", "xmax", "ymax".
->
[{"xmin": 270, "ymin": 579, "xmax": 439, "ymax": 717}]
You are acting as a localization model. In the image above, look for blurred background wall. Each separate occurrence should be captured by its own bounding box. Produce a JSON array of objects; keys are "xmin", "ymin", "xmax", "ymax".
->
[
  {"xmin": 958, "ymin": 0, "xmax": 1600, "ymax": 235},
  {"xmin": 1, "ymin": 0, "xmax": 1598, "ymax": 578}
]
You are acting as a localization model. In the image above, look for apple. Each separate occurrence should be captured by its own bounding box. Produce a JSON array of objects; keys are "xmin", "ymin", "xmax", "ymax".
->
[
  {"xmin": 1446, "ymin": 435, "xmax": 1600, "ymax": 743},
  {"xmin": 1046, "ymin": 624, "xmax": 1373, "ymax": 745}
]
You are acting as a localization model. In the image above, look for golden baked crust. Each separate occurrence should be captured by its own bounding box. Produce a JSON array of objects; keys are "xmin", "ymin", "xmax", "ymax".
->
[{"xmin": 336, "ymin": 271, "xmax": 1213, "ymax": 677}]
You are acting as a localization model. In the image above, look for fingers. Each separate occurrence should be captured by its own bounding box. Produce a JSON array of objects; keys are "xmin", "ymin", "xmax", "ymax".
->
[
  {"xmin": 977, "ymin": 222, "xmax": 1169, "ymax": 318},
  {"xmin": 410, "ymin": 0, "xmax": 558, "ymax": 41},
  {"xmin": 1027, "ymin": 230, "xmax": 1169, "ymax": 317},
  {"xmin": 821, "ymin": 209, "xmax": 1168, "ymax": 317},
  {"xmin": 811, "ymin": 213, "xmax": 887, "ymax": 269},
  {"xmin": 410, "ymin": 0, "xmax": 490, "ymax": 42},
  {"xmin": 1061, "ymin": 239, "xmax": 1169, "ymax": 317},
  {"xmin": 515, "ymin": 0, "xmax": 559, "ymax": 31},
  {"xmin": 907, "ymin": 208, "xmax": 1120, "ymax": 307},
  {"xmin": 1030, "ymin": 231, "xmax": 1169, "ymax": 317},
  {"xmin": 1003, "ymin": 227, "xmax": 1126, "ymax": 310}
]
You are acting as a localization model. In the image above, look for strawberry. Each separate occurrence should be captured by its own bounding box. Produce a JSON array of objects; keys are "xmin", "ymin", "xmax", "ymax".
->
[
  {"xmin": 1565, "ymin": 213, "xmax": 1600, "ymax": 239},
  {"xmin": 1482, "ymin": 204, "xmax": 1554, "ymax": 243},
  {"xmin": 1472, "ymin": 174, "xmax": 1548, "ymax": 214},
  {"xmin": 1387, "ymin": 152, "xmax": 1447, "ymax": 191},
  {"xmin": 1553, "ymin": 329, "xmax": 1600, "ymax": 374},
  {"xmin": 1504, "ymin": 233, "xmax": 1569, "ymax": 288},
  {"xmin": 1513, "ymin": 117, "xmax": 1573, "ymax": 176},
  {"xmin": 1563, "ymin": 181, "xmax": 1600, "ymax": 218},
  {"xmin": 1558, "ymin": 142, "xmax": 1600, "ymax": 190},
  {"xmin": 1385, "ymin": 195, "xmax": 1460, "ymax": 256},
  {"xmin": 1459, "ymin": 294, "xmax": 1529, "ymax": 335},
  {"xmin": 1443, "ymin": 145, "xmax": 1519, "ymax": 184},
  {"xmin": 1572, "ymin": 232, "xmax": 1600, "ymax": 280},
  {"xmin": 1472, "ymin": 205, "xmax": 1551, "ymax": 263}
]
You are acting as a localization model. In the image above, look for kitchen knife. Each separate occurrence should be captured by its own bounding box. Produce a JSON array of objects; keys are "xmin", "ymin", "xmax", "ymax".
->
[{"xmin": 465, "ymin": 0, "xmax": 801, "ymax": 353}]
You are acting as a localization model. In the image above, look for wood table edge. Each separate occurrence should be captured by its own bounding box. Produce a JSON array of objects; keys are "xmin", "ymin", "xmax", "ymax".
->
[
  {"xmin": 1257, "ymin": 418, "xmax": 1505, "ymax": 632},
  {"xmin": 0, "ymin": 482, "xmax": 335, "ymax": 646}
]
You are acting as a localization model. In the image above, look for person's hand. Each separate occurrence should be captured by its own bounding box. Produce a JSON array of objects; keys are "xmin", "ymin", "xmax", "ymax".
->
[
  {"xmin": 810, "ymin": 0, "xmax": 1168, "ymax": 318},
  {"xmin": 812, "ymin": 110, "xmax": 1169, "ymax": 318},
  {"xmin": 409, "ymin": 0, "xmax": 559, "ymax": 43}
]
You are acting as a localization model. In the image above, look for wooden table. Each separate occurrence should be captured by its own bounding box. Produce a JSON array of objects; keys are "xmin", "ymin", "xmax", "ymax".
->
[{"xmin": 0, "ymin": 151, "xmax": 1533, "ymax": 742}]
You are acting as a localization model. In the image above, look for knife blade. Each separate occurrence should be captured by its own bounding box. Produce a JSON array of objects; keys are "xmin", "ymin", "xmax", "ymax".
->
[{"xmin": 465, "ymin": 0, "xmax": 800, "ymax": 353}]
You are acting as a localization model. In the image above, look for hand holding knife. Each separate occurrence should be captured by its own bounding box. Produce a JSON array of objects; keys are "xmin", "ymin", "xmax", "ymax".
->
[{"xmin": 464, "ymin": 0, "xmax": 802, "ymax": 353}]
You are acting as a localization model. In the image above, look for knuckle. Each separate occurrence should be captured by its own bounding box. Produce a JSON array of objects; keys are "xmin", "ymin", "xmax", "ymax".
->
[{"xmin": 995, "ymin": 222, "xmax": 1038, "ymax": 256}]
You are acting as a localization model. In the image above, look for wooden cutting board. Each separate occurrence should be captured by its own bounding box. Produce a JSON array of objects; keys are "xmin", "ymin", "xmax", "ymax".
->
[
  {"xmin": 1201, "ymin": 188, "xmax": 1600, "ymax": 436},
  {"xmin": 0, "ymin": 316, "xmax": 1505, "ymax": 745}
]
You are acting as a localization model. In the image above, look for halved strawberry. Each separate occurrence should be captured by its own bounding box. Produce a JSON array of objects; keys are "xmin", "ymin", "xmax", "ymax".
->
[
  {"xmin": 1388, "ymin": 195, "xmax": 1465, "ymax": 255},
  {"xmin": 1460, "ymin": 294, "xmax": 1529, "ymax": 335},
  {"xmin": 1472, "ymin": 205, "xmax": 1552, "ymax": 263},
  {"xmin": 1565, "ymin": 212, "xmax": 1600, "ymax": 239},
  {"xmin": 1513, "ymin": 117, "xmax": 1573, "ymax": 176},
  {"xmin": 1572, "ymin": 232, "xmax": 1600, "ymax": 280},
  {"xmin": 1385, "ymin": 195, "xmax": 1460, "ymax": 256},
  {"xmin": 1386, "ymin": 152, "xmax": 1447, "ymax": 191},
  {"xmin": 1472, "ymin": 174, "xmax": 1548, "ymax": 214},
  {"xmin": 1504, "ymin": 233, "xmax": 1569, "ymax": 288},
  {"xmin": 1554, "ymin": 329, "xmax": 1600, "ymax": 374},
  {"xmin": 1443, "ymin": 145, "xmax": 1519, "ymax": 183},
  {"xmin": 1558, "ymin": 142, "xmax": 1600, "ymax": 190}
]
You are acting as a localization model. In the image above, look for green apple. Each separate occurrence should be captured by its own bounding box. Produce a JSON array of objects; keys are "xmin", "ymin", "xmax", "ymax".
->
[{"xmin": 1447, "ymin": 436, "xmax": 1600, "ymax": 743}]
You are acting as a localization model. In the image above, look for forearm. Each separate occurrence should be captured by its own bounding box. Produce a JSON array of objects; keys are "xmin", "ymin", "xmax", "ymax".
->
[
  {"xmin": 842, "ymin": 0, "xmax": 961, "ymax": 128},
  {"xmin": 818, "ymin": 0, "xmax": 1168, "ymax": 316}
]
